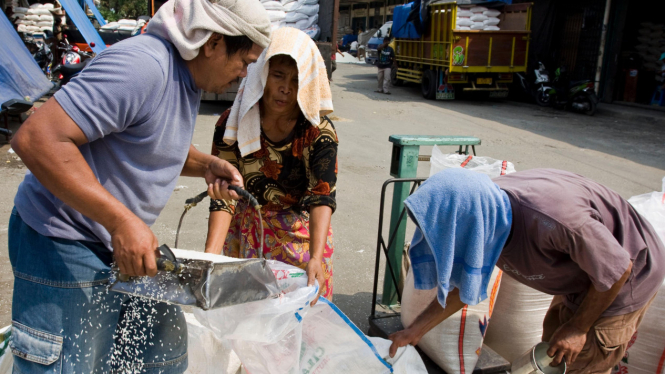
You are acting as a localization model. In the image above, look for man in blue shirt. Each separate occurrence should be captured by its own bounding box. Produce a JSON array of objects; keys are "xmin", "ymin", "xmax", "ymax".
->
[{"xmin": 8, "ymin": 0, "xmax": 271, "ymax": 372}]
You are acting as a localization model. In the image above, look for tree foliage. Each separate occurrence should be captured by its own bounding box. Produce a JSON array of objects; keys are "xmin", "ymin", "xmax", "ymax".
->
[{"xmin": 97, "ymin": 0, "xmax": 147, "ymax": 22}]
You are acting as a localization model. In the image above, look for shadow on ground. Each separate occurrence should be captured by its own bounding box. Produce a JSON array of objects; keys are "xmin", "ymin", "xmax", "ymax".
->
[
  {"xmin": 332, "ymin": 291, "xmax": 375, "ymax": 333},
  {"xmin": 335, "ymin": 64, "xmax": 665, "ymax": 171}
]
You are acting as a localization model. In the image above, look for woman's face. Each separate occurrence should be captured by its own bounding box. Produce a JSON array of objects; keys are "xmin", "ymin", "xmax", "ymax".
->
[{"xmin": 262, "ymin": 55, "xmax": 299, "ymax": 117}]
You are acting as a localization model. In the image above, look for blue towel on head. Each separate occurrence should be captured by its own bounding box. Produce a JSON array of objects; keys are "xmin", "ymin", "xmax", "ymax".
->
[{"xmin": 404, "ymin": 168, "xmax": 512, "ymax": 307}]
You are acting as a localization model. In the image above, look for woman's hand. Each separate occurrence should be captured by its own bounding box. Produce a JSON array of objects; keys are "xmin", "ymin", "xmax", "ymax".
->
[{"xmin": 306, "ymin": 257, "xmax": 325, "ymax": 306}]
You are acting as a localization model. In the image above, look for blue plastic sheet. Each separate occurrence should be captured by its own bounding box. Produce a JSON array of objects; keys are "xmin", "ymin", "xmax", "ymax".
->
[
  {"xmin": 59, "ymin": 0, "xmax": 106, "ymax": 53},
  {"xmin": 392, "ymin": 3, "xmax": 421, "ymax": 39},
  {"xmin": 84, "ymin": 0, "xmax": 107, "ymax": 26},
  {"xmin": 0, "ymin": 13, "xmax": 53, "ymax": 104}
]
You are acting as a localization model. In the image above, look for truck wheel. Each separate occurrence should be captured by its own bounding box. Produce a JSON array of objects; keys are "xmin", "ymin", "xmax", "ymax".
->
[
  {"xmin": 391, "ymin": 68, "xmax": 403, "ymax": 86},
  {"xmin": 421, "ymin": 70, "xmax": 437, "ymax": 100}
]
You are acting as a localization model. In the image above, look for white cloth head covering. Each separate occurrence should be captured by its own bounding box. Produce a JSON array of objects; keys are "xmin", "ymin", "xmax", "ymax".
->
[
  {"xmin": 146, "ymin": 0, "xmax": 272, "ymax": 61},
  {"xmin": 224, "ymin": 27, "xmax": 333, "ymax": 157}
]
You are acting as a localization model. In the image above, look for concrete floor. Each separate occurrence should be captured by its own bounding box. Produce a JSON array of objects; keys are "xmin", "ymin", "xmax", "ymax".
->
[{"xmin": 0, "ymin": 62, "xmax": 664, "ymax": 334}]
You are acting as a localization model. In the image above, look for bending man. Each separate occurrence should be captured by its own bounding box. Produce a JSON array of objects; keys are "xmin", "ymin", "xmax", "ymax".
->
[
  {"xmin": 9, "ymin": 0, "xmax": 271, "ymax": 372},
  {"xmin": 389, "ymin": 168, "xmax": 664, "ymax": 374}
]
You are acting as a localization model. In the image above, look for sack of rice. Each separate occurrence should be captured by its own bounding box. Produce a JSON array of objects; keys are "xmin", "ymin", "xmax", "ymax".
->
[
  {"xmin": 483, "ymin": 26, "xmax": 500, "ymax": 31},
  {"xmin": 281, "ymin": 0, "xmax": 297, "ymax": 4},
  {"xmin": 639, "ymin": 28, "xmax": 652, "ymax": 36},
  {"xmin": 296, "ymin": 4, "xmax": 318, "ymax": 16},
  {"xmin": 39, "ymin": 14, "xmax": 53, "ymax": 21},
  {"xmin": 457, "ymin": 26, "xmax": 471, "ymax": 30},
  {"xmin": 456, "ymin": 17, "xmax": 474, "ymax": 27},
  {"xmin": 36, "ymin": 21, "xmax": 53, "ymax": 27},
  {"xmin": 470, "ymin": 22, "xmax": 485, "ymax": 30},
  {"xmin": 17, "ymin": 24, "xmax": 28, "ymax": 32},
  {"xmin": 267, "ymin": 10, "xmax": 286, "ymax": 22},
  {"xmin": 483, "ymin": 9, "xmax": 501, "ymax": 17},
  {"xmin": 101, "ymin": 22, "xmax": 120, "ymax": 30},
  {"xmin": 29, "ymin": 3, "xmax": 42, "ymax": 8},
  {"xmin": 12, "ymin": 6, "xmax": 28, "ymax": 13},
  {"xmin": 457, "ymin": 9, "xmax": 474, "ymax": 17},
  {"xmin": 284, "ymin": 1, "xmax": 300, "ymax": 11},
  {"xmin": 402, "ymin": 267, "xmax": 503, "ymax": 374},
  {"xmin": 262, "ymin": 1, "xmax": 285, "ymax": 11},
  {"xmin": 118, "ymin": 19, "xmax": 137, "ymax": 26},
  {"xmin": 470, "ymin": 14, "xmax": 488, "ymax": 22},
  {"xmin": 285, "ymin": 11, "xmax": 308, "ymax": 23},
  {"xmin": 470, "ymin": 6, "xmax": 488, "ymax": 13},
  {"xmin": 484, "ymin": 17, "xmax": 500, "ymax": 26},
  {"xmin": 483, "ymin": 276, "xmax": 553, "ymax": 363}
]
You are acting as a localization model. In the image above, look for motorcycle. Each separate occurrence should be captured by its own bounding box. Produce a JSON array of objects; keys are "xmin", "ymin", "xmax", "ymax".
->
[
  {"xmin": 25, "ymin": 36, "xmax": 54, "ymax": 79},
  {"xmin": 51, "ymin": 36, "xmax": 94, "ymax": 87},
  {"xmin": 515, "ymin": 61, "xmax": 551, "ymax": 106},
  {"xmin": 541, "ymin": 66, "xmax": 598, "ymax": 116}
]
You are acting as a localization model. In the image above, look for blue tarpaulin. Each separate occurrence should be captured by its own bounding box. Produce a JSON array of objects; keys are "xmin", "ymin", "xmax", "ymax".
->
[
  {"xmin": 59, "ymin": 0, "xmax": 107, "ymax": 53},
  {"xmin": 84, "ymin": 0, "xmax": 107, "ymax": 26},
  {"xmin": 0, "ymin": 13, "xmax": 53, "ymax": 104},
  {"xmin": 392, "ymin": 3, "xmax": 421, "ymax": 39}
]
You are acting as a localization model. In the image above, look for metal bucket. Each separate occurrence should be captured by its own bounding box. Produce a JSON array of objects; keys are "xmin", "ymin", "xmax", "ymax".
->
[{"xmin": 511, "ymin": 342, "xmax": 567, "ymax": 374}]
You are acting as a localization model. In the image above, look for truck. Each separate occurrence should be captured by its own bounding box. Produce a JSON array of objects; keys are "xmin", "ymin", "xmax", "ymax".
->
[{"xmin": 391, "ymin": 2, "xmax": 532, "ymax": 100}]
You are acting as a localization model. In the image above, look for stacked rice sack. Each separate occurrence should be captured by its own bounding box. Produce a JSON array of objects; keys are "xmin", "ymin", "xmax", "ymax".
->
[
  {"xmin": 455, "ymin": 6, "xmax": 501, "ymax": 31},
  {"xmin": 13, "ymin": 4, "xmax": 55, "ymax": 34},
  {"xmin": 636, "ymin": 22, "xmax": 665, "ymax": 72},
  {"xmin": 261, "ymin": 0, "xmax": 321, "ymax": 40}
]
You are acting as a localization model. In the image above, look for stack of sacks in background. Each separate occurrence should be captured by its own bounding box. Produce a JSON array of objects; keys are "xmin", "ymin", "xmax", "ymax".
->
[
  {"xmin": 13, "ymin": 3, "xmax": 55, "ymax": 34},
  {"xmin": 455, "ymin": 6, "xmax": 500, "ymax": 31},
  {"xmin": 636, "ymin": 22, "xmax": 665, "ymax": 72},
  {"xmin": 101, "ymin": 19, "xmax": 145, "ymax": 35},
  {"xmin": 260, "ymin": 0, "xmax": 320, "ymax": 39}
]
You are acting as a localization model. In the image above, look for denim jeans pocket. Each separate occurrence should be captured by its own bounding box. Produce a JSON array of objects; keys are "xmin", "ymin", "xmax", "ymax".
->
[{"xmin": 10, "ymin": 321, "xmax": 63, "ymax": 373}]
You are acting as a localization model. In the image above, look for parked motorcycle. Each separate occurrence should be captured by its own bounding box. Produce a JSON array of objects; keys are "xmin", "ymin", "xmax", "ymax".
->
[
  {"xmin": 515, "ymin": 61, "xmax": 551, "ymax": 106},
  {"xmin": 541, "ymin": 66, "xmax": 598, "ymax": 116},
  {"xmin": 51, "ymin": 36, "xmax": 94, "ymax": 87},
  {"xmin": 25, "ymin": 36, "xmax": 54, "ymax": 79}
]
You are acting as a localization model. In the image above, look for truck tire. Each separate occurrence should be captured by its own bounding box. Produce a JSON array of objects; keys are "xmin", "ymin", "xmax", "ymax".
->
[
  {"xmin": 391, "ymin": 68, "xmax": 404, "ymax": 86},
  {"xmin": 421, "ymin": 70, "xmax": 437, "ymax": 100}
]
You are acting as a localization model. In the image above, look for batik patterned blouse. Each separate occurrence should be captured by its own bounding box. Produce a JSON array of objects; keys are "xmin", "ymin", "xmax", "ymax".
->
[{"xmin": 210, "ymin": 109, "xmax": 338, "ymax": 214}]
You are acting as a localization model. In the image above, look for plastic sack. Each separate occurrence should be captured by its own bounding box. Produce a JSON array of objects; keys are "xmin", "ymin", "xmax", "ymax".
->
[
  {"xmin": 483, "ymin": 275, "xmax": 553, "ymax": 363},
  {"xmin": 470, "ymin": 23, "xmax": 485, "ymax": 30},
  {"xmin": 262, "ymin": 1, "xmax": 285, "ymax": 11},
  {"xmin": 456, "ymin": 17, "xmax": 473, "ymax": 27},
  {"xmin": 401, "ymin": 267, "xmax": 503, "ymax": 374},
  {"xmin": 0, "ymin": 326, "xmax": 12, "ymax": 374},
  {"xmin": 284, "ymin": 1, "xmax": 300, "ymax": 12},
  {"xmin": 296, "ymin": 4, "xmax": 319, "ymax": 16},
  {"xmin": 483, "ymin": 17, "xmax": 500, "ymax": 26},
  {"xmin": 457, "ymin": 10, "xmax": 473, "ymax": 17},
  {"xmin": 470, "ymin": 14, "xmax": 488, "ymax": 22},
  {"xmin": 185, "ymin": 314, "xmax": 242, "ymax": 374},
  {"xmin": 429, "ymin": 145, "xmax": 516, "ymax": 178},
  {"xmin": 628, "ymin": 177, "xmax": 665, "ymax": 245},
  {"xmin": 195, "ymin": 261, "xmax": 426, "ymax": 374},
  {"xmin": 470, "ymin": 6, "xmax": 488, "ymax": 13},
  {"xmin": 284, "ymin": 11, "xmax": 308, "ymax": 23},
  {"xmin": 267, "ymin": 10, "xmax": 286, "ymax": 22},
  {"xmin": 483, "ymin": 9, "xmax": 501, "ymax": 17},
  {"xmin": 613, "ymin": 280, "xmax": 665, "ymax": 374},
  {"xmin": 483, "ymin": 26, "xmax": 500, "ymax": 31}
]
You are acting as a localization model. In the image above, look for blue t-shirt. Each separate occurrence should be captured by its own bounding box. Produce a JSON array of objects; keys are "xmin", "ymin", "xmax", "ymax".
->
[{"xmin": 14, "ymin": 34, "xmax": 201, "ymax": 249}]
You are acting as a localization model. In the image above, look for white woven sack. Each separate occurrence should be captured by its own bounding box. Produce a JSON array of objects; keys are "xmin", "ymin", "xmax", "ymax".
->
[
  {"xmin": 483, "ymin": 26, "xmax": 500, "ymax": 31},
  {"xmin": 42, "ymin": 3, "xmax": 54, "ymax": 9},
  {"xmin": 639, "ymin": 28, "xmax": 651, "ymax": 36},
  {"xmin": 457, "ymin": 10, "xmax": 473, "ymax": 17},
  {"xmin": 12, "ymin": 6, "xmax": 28, "ymax": 13},
  {"xmin": 281, "ymin": 0, "xmax": 297, "ymax": 4},
  {"xmin": 25, "ymin": 14, "xmax": 39, "ymax": 21},
  {"xmin": 483, "ymin": 275, "xmax": 553, "ymax": 363},
  {"xmin": 267, "ymin": 10, "xmax": 286, "ymax": 22},
  {"xmin": 484, "ymin": 18, "xmax": 500, "ymax": 26},
  {"xmin": 470, "ymin": 6, "xmax": 488, "ymax": 13},
  {"xmin": 118, "ymin": 19, "xmax": 137, "ymax": 26},
  {"xmin": 296, "ymin": 3, "xmax": 318, "ymax": 16},
  {"xmin": 36, "ymin": 21, "xmax": 52, "ymax": 27},
  {"xmin": 470, "ymin": 14, "xmax": 488, "ymax": 22},
  {"xmin": 262, "ymin": 1, "xmax": 285, "ymax": 11},
  {"xmin": 613, "ymin": 281, "xmax": 665, "ymax": 374},
  {"xmin": 39, "ymin": 14, "xmax": 53, "ymax": 21},
  {"xmin": 470, "ymin": 23, "xmax": 485, "ymax": 30},
  {"xmin": 301, "ymin": 0, "xmax": 319, "ymax": 4},
  {"xmin": 483, "ymin": 9, "xmax": 501, "ymax": 17},
  {"xmin": 31, "ymin": 8, "xmax": 51, "ymax": 15},
  {"xmin": 118, "ymin": 25, "xmax": 136, "ymax": 31},
  {"xmin": 402, "ymin": 267, "xmax": 503, "ymax": 374},
  {"xmin": 456, "ymin": 18, "xmax": 474, "ymax": 27},
  {"xmin": 29, "ymin": 3, "xmax": 43, "ymax": 8},
  {"xmin": 284, "ymin": 11, "xmax": 308, "ymax": 23},
  {"xmin": 457, "ymin": 26, "xmax": 471, "ymax": 30},
  {"xmin": 284, "ymin": 1, "xmax": 300, "ymax": 11},
  {"xmin": 101, "ymin": 22, "xmax": 120, "ymax": 30},
  {"xmin": 17, "ymin": 24, "xmax": 27, "ymax": 32}
]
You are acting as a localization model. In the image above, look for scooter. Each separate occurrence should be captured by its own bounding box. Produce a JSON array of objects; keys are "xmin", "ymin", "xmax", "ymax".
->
[
  {"xmin": 515, "ymin": 61, "xmax": 552, "ymax": 106},
  {"xmin": 25, "ymin": 36, "xmax": 54, "ymax": 79},
  {"xmin": 542, "ymin": 66, "xmax": 598, "ymax": 116},
  {"xmin": 51, "ymin": 36, "xmax": 94, "ymax": 87}
]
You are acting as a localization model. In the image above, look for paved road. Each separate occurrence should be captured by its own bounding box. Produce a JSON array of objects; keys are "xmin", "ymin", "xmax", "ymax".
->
[{"xmin": 0, "ymin": 62, "xmax": 663, "ymax": 333}]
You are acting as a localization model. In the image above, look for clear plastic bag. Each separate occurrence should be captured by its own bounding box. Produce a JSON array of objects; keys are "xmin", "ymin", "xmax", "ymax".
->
[
  {"xmin": 429, "ymin": 145, "xmax": 516, "ymax": 178},
  {"xmin": 628, "ymin": 177, "xmax": 665, "ymax": 245}
]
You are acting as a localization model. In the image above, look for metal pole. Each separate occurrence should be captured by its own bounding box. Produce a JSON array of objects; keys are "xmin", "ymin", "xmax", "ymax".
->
[
  {"xmin": 366, "ymin": 3, "xmax": 369, "ymax": 31},
  {"xmin": 594, "ymin": 0, "xmax": 612, "ymax": 95}
]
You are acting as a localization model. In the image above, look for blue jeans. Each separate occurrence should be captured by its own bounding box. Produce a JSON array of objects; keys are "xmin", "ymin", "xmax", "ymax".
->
[{"xmin": 8, "ymin": 208, "xmax": 188, "ymax": 373}]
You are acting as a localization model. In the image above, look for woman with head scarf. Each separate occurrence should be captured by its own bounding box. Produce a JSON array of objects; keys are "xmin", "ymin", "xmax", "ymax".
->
[{"xmin": 205, "ymin": 27, "xmax": 337, "ymax": 304}]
